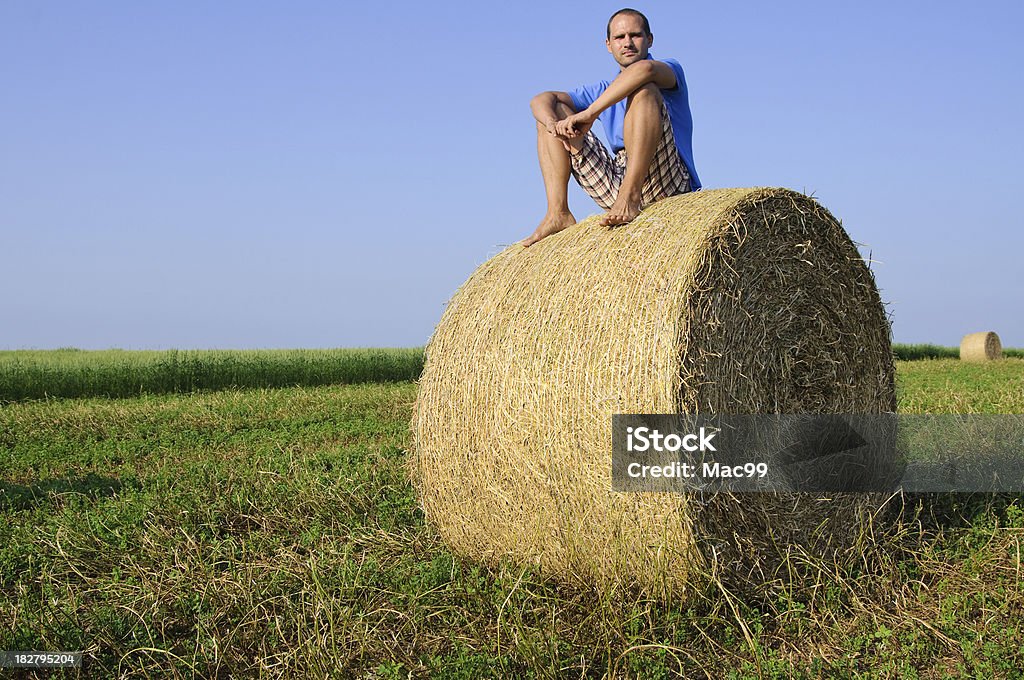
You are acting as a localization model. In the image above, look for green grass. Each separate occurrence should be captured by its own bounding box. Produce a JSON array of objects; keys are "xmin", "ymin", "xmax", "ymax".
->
[
  {"xmin": 1, "ymin": 359, "xmax": 1023, "ymax": 676},
  {"xmin": 895, "ymin": 358, "xmax": 1024, "ymax": 413},
  {"xmin": 0, "ymin": 348, "xmax": 424, "ymax": 402},
  {"xmin": 892, "ymin": 343, "xmax": 1024, "ymax": 361},
  {"xmin": 892, "ymin": 343, "xmax": 961, "ymax": 360},
  {"xmin": 4, "ymin": 347, "xmax": 1021, "ymax": 403}
]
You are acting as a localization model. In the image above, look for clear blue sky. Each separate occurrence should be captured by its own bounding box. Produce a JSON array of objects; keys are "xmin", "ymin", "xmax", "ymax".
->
[{"xmin": 3, "ymin": 1, "xmax": 1022, "ymax": 349}]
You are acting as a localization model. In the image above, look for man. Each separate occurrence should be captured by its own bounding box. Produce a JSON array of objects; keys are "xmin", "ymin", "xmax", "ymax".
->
[{"xmin": 523, "ymin": 8, "xmax": 701, "ymax": 247}]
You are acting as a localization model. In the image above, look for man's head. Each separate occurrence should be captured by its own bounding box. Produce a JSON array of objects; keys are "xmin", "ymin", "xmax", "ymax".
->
[{"xmin": 605, "ymin": 8, "xmax": 653, "ymax": 69}]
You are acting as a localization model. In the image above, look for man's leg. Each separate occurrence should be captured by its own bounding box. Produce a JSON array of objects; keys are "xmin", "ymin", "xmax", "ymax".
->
[
  {"xmin": 602, "ymin": 83, "xmax": 664, "ymax": 226},
  {"xmin": 523, "ymin": 102, "xmax": 584, "ymax": 247}
]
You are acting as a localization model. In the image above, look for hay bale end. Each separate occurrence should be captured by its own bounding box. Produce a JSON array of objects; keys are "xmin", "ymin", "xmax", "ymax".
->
[{"xmin": 960, "ymin": 331, "xmax": 1002, "ymax": 361}]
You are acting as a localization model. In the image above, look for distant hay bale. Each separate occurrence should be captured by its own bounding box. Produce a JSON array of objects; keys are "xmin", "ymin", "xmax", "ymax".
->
[
  {"xmin": 411, "ymin": 187, "xmax": 896, "ymax": 597},
  {"xmin": 960, "ymin": 331, "xmax": 1002, "ymax": 361}
]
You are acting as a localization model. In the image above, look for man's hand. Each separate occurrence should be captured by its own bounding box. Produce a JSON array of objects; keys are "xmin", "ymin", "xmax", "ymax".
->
[
  {"xmin": 555, "ymin": 110, "xmax": 595, "ymax": 139},
  {"xmin": 540, "ymin": 119, "xmax": 565, "ymax": 143},
  {"xmin": 539, "ymin": 118, "xmax": 579, "ymax": 153}
]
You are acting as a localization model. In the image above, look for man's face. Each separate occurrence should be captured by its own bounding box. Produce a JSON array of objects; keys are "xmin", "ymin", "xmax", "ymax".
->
[{"xmin": 606, "ymin": 14, "xmax": 653, "ymax": 69}]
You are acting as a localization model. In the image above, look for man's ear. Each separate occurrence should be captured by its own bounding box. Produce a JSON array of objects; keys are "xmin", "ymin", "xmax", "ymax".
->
[
  {"xmin": 648, "ymin": 33, "xmax": 655, "ymax": 48},
  {"xmin": 606, "ymin": 39, "xmax": 612, "ymax": 54}
]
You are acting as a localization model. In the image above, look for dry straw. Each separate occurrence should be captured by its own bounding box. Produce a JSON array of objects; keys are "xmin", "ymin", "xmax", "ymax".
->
[
  {"xmin": 411, "ymin": 187, "xmax": 896, "ymax": 598},
  {"xmin": 960, "ymin": 331, "xmax": 1002, "ymax": 361}
]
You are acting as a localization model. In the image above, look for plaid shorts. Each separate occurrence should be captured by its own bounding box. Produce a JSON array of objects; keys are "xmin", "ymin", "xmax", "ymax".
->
[{"xmin": 569, "ymin": 101, "xmax": 691, "ymax": 210}]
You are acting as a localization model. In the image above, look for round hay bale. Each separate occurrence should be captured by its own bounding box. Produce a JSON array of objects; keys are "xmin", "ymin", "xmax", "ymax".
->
[
  {"xmin": 960, "ymin": 331, "xmax": 1002, "ymax": 361},
  {"xmin": 411, "ymin": 187, "xmax": 896, "ymax": 597}
]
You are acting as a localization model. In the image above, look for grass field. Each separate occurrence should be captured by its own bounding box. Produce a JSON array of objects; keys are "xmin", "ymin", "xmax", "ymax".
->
[
  {"xmin": 2, "ymin": 358, "xmax": 1023, "ymax": 677},
  {"xmin": 2, "ymin": 346, "xmax": 1020, "ymax": 402},
  {"xmin": 0, "ymin": 348, "xmax": 424, "ymax": 402},
  {"xmin": 893, "ymin": 343, "xmax": 1024, "ymax": 361}
]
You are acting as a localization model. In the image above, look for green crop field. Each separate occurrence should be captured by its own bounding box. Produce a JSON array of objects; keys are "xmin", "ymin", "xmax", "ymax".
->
[
  {"xmin": 0, "ymin": 348, "xmax": 424, "ymax": 402},
  {"xmin": 3, "ymin": 345, "xmax": 1021, "ymax": 403},
  {"xmin": 2, "ymin": 357, "xmax": 1023, "ymax": 677}
]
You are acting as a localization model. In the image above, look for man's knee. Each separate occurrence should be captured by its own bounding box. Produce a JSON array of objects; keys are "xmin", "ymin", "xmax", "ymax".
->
[
  {"xmin": 626, "ymin": 82, "xmax": 663, "ymax": 108},
  {"xmin": 554, "ymin": 100, "xmax": 576, "ymax": 119},
  {"xmin": 536, "ymin": 101, "xmax": 577, "ymax": 131}
]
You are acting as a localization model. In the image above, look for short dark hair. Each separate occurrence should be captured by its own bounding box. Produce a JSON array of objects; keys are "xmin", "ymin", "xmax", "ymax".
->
[{"xmin": 606, "ymin": 8, "xmax": 651, "ymax": 39}]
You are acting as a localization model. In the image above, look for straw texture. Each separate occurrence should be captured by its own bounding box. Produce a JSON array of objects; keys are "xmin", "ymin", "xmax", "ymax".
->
[
  {"xmin": 411, "ymin": 187, "xmax": 895, "ymax": 597},
  {"xmin": 960, "ymin": 331, "xmax": 1002, "ymax": 361}
]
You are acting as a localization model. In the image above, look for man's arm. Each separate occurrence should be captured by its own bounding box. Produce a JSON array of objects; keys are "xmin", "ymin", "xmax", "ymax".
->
[{"xmin": 555, "ymin": 60, "xmax": 675, "ymax": 137}]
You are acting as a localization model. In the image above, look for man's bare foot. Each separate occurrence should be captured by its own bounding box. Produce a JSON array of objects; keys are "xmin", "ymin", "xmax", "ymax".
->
[
  {"xmin": 600, "ymin": 193, "xmax": 642, "ymax": 226},
  {"xmin": 522, "ymin": 210, "xmax": 576, "ymax": 247}
]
